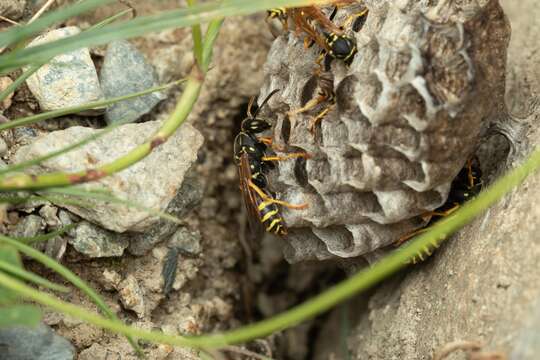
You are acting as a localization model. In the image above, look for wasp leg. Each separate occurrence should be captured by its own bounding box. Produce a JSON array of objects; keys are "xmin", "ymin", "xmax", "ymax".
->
[
  {"xmin": 262, "ymin": 152, "xmax": 311, "ymax": 162},
  {"xmin": 257, "ymin": 136, "xmax": 273, "ymax": 145},
  {"xmin": 288, "ymin": 93, "xmax": 327, "ymax": 119},
  {"xmin": 424, "ymin": 204, "xmax": 460, "ymax": 218},
  {"xmin": 257, "ymin": 136, "xmax": 288, "ymax": 152},
  {"xmin": 248, "ymin": 180, "xmax": 308, "ymax": 210},
  {"xmin": 315, "ymin": 52, "xmax": 326, "ymax": 75},
  {"xmin": 308, "ymin": 103, "xmax": 334, "ymax": 134},
  {"xmin": 342, "ymin": 8, "xmax": 369, "ymax": 29},
  {"xmin": 395, "ymin": 227, "xmax": 427, "ymax": 247},
  {"xmin": 466, "ymin": 159, "xmax": 476, "ymax": 188}
]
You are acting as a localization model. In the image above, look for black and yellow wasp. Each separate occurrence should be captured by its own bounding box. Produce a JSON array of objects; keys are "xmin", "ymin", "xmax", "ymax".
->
[
  {"xmin": 397, "ymin": 158, "xmax": 484, "ymax": 264},
  {"xmin": 234, "ymin": 90, "xmax": 309, "ymax": 236},
  {"xmin": 287, "ymin": 5, "xmax": 369, "ymax": 134}
]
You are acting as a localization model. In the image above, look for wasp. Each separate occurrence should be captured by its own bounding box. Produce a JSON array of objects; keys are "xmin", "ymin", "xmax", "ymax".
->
[
  {"xmin": 266, "ymin": 7, "xmax": 289, "ymax": 37},
  {"xmin": 287, "ymin": 5, "xmax": 369, "ymax": 134},
  {"xmin": 235, "ymin": 90, "xmax": 309, "ymax": 236},
  {"xmin": 397, "ymin": 158, "xmax": 483, "ymax": 264}
]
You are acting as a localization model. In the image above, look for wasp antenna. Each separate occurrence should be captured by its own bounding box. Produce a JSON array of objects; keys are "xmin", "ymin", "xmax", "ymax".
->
[
  {"xmin": 246, "ymin": 95, "xmax": 256, "ymax": 118},
  {"xmin": 253, "ymin": 89, "xmax": 280, "ymax": 118},
  {"xmin": 329, "ymin": 5, "xmax": 338, "ymax": 21}
]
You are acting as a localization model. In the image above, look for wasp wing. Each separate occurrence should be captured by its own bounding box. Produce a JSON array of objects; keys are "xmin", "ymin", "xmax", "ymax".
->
[{"xmin": 238, "ymin": 152, "xmax": 264, "ymax": 238}]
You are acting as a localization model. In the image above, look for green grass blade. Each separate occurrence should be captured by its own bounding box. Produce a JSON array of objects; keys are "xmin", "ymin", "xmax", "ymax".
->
[
  {"xmin": 0, "ymin": 235, "xmax": 143, "ymax": 356},
  {"xmin": 187, "ymin": 0, "xmax": 204, "ymax": 67},
  {"xmin": 0, "ymin": 260, "xmax": 69, "ymax": 293},
  {"xmin": 0, "ymin": 245, "xmax": 21, "ymax": 305},
  {"xmin": 89, "ymin": 8, "xmax": 134, "ymax": 30},
  {"xmin": 0, "ymin": 0, "xmax": 329, "ymax": 72},
  {"xmin": 12, "ymin": 224, "xmax": 75, "ymax": 244},
  {"xmin": 0, "ymin": 305, "xmax": 41, "ymax": 328},
  {"xmin": 42, "ymin": 187, "xmax": 185, "ymax": 225},
  {"xmin": 0, "ymin": 0, "xmax": 113, "ymax": 49},
  {"xmin": 0, "ymin": 79, "xmax": 183, "ymax": 132},
  {"xmin": 202, "ymin": 19, "xmax": 224, "ymax": 72},
  {"xmin": 0, "ymin": 63, "xmax": 44, "ymax": 104}
]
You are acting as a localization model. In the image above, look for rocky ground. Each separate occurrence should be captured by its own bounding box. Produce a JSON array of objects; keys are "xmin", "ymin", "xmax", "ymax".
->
[{"xmin": 0, "ymin": 0, "xmax": 538, "ymax": 360}]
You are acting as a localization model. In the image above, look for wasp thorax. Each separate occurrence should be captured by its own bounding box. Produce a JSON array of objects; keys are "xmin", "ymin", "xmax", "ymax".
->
[{"xmin": 241, "ymin": 118, "xmax": 272, "ymax": 133}]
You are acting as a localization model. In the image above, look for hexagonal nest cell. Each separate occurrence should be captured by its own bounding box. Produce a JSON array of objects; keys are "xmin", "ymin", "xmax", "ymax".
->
[{"xmin": 257, "ymin": 0, "xmax": 511, "ymax": 263}]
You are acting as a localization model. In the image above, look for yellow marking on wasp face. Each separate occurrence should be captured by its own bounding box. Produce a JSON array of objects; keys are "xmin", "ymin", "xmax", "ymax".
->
[
  {"xmin": 266, "ymin": 218, "xmax": 282, "ymax": 232},
  {"xmin": 261, "ymin": 209, "xmax": 279, "ymax": 222}
]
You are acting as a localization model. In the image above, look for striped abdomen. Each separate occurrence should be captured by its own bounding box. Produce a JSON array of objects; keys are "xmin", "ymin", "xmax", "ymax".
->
[{"xmin": 257, "ymin": 198, "xmax": 286, "ymax": 236}]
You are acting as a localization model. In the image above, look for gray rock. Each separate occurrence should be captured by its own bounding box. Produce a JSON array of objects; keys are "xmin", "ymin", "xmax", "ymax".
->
[
  {"xmin": 127, "ymin": 173, "xmax": 203, "ymax": 255},
  {"xmin": 260, "ymin": 0, "xmax": 511, "ymax": 262},
  {"xmin": 0, "ymin": 77, "xmax": 14, "ymax": 112},
  {"xmin": 11, "ymin": 214, "xmax": 43, "ymax": 238},
  {"xmin": 12, "ymin": 121, "xmax": 204, "ymax": 232},
  {"xmin": 25, "ymin": 27, "xmax": 103, "ymax": 113},
  {"xmin": 38, "ymin": 204, "xmax": 59, "ymax": 227},
  {"xmin": 169, "ymin": 227, "xmax": 202, "ymax": 255},
  {"xmin": 100, "ymin": 40, "xmax": 166, "ymax": 124},
  {"xmin": 118, "ymin": 275, "xmax": 145, "ymax": 318},
  {"xmin": 511, "ymin": 300, "xmax": 540, "ymax": 360},
  {"xmin": 0, "ymin": 323, "xmax": 75, "ymax": 360},
  {"xmin": 0, "ymin": 0, "xmax": 26, "ymax": 21},
  {"xmin": 0, "ymin": 137, "xmax": 8, "ymax": 155},
  {"xmin": 78, "ymin": 343, "xmax": 120, "ymax": 360},
  {"xmin": 70, "ymin": 221, "xmax": 128, "ymax": 257}
]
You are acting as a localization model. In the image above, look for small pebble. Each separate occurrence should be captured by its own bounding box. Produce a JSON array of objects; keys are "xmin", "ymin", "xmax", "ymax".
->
[
  {"xmin": 0, "ymin": 0, "xmax": 26, "ymax": 21},
  {"xmin": 100, "ymin": 40, "xmax": 166, "ymax": 124},
  {"xmin": 69, "ymin": 221, "xmax": 128, "ymax": 258},
  {"xmin": 0, "ymin": 138, "xmax": 8, "ymax": 155},
  {"xmin": 0, "ymin": 323, "xmax": 75, "ymax": 360},
  {"xmin": 11, "ymin": 214, "xmax": 43, "ymax": 238},
  {"xmin": 118, "ymin": 275, "xmax": 145, "ymax": 318},
  {"xmin": 25, "ymin": 27, "xmax": 104, "ymax": 113},
  {"xmin": 0, "ymin": 77, "xmax": 14, "ymax": 112}
]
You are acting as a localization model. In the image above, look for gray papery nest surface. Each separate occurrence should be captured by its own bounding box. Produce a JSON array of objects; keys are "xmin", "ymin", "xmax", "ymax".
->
[{"xmin": 258, "ymin": 0, "xmax": 511, "ymax": 263}]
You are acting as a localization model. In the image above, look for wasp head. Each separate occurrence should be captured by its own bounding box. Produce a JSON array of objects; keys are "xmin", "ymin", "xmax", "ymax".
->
[{"xmin": 326, "ymin": 33, "xmax": 357, "ymax": 62}]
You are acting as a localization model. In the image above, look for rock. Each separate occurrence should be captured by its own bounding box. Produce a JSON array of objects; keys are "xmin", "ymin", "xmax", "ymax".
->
[
  {"xmin": 12, "ymin": 121, "xmax": 204, "ymax": 232},
  {"xmin": 260, "ymin": 0, "xmax": 511, "ymax": 262},
  {"xmin": 118, "ymin": 275, "xmax": 145, "ymax": 318},
  {"xmin": 100, "ymin": 40, "xmax": 166, "ymax": 124},
  {"xmin": 0, "ymin": 0, "xmax": 26, "ymax": 21},
  {"xmin": 0, "ymin": 138, "xmax": 7, "ymax": 155},
  {"xmin": 77, "ymin": 343, "xmax": 117, "ymax": 360},
  {"xmin": 69, "ymin": 221, "xmax": 128, "ymax": 257},
  {"xmin": 38, "ymin": 204, "xmax": 59, "ymax": 227},
  {"xmin": 126, "ymin": 173, "xmax": 203, "ymax": 255},
  {"xmin": 11, "ymin": 214, "xmax": 43, "ymax": 238},
  {"xmin": 0, "ymin": 323, "xmax": 75, "ymax": 360},
  {"xmin": 101, "ymin": 269, "xmax": 122, "ymax": 291},
  {"xmin": 511, "ymin": 300, "xmax": 540, "ymax": 360},
  {"xmin": 168, "ymin": 227, "xmax": 202, "ymax": 255},
  {"xmin": 0, "ymin": 77, "xmax": 14, "ymax": 112},
  {"xmin": 24, "ymin": 27, "xmax": 103, "ymax": 113}
]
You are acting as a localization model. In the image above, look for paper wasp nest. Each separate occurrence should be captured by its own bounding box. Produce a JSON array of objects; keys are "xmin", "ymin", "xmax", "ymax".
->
[{"xmin": 259, "ymin": 0, "xmax": 510, "ymax": 262}]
